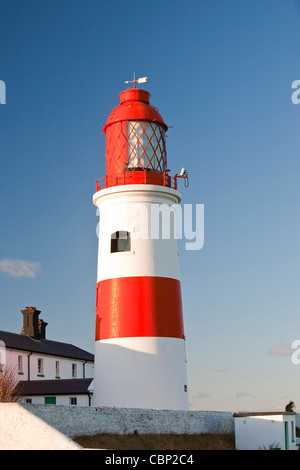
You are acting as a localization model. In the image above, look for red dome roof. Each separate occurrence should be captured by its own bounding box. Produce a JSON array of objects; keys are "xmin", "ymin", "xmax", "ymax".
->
[{"xmin": 103, "ymin": 88, "xmax": 168, "ymax": 132}]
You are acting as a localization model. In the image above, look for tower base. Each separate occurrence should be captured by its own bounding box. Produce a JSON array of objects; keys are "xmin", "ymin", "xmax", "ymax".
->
[{"xmin": 94, "ymin": 336, "xmax": 189, "ymax": 410}]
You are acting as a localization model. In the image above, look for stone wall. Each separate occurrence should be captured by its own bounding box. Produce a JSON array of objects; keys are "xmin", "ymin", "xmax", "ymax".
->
[{"xmin": 22, "ymin": 404, "xmax": 234, "ymax": 437}]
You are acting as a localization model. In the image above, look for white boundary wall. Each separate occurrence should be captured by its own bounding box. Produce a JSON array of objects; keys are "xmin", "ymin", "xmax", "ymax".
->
[{"xmin": 21, "ymin": 404, "xmax": 234, "ymax": 437}]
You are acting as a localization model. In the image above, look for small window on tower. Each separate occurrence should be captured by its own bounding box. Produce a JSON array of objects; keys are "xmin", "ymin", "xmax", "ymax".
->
[{"xmin": 111, "ymin": 231, "xmax": 131, "ymax": 253}]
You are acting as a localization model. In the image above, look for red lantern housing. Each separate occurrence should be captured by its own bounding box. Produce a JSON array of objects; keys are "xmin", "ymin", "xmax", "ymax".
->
[{"xmin": 97, "ymin": 88, "xmax": 173, "ymax": 190}]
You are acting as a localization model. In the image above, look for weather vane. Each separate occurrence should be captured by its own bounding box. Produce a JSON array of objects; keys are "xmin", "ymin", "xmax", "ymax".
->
[{"xmin": 125, "ymin": 72, "xmax": 148, "ymax": 88}]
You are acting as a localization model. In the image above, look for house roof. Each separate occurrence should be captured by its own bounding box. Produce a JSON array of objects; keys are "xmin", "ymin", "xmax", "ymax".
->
[
  {"xmin": 17, "ymin": 378, "xmax": 93, "ymax": 396},
  {"xmin": 0, "ymin": 330, "xmax": 94, "ymax": 362},
  {"xmin": 233, "ymin": 411, "xmax": 296, "ymax": 417}
]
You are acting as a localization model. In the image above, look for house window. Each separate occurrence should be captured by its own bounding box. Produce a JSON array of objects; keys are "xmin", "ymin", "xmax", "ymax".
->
[
  {"xmin": 18, "ymin": 356, "xmax": 23, "ymax": 374},
  {"xmin": 25, "ymin": 398, "xmax": 32, "ymax": 404},
  {"xmin": 111, "ymin": 231, "xmax": 131, "ymax": 253},
  {"xmin": 55, "ymin": 361, "xmax": 60, "ymax": 378},
  {"xmin": 37, "ymin": 358, "xmax": 44, "ymax": 376},
  {"xmin": 72, "ymin": 363, "xmax": 77, "ymax": 378},
  {"xmin": 69, "ymin": 397, "xmax": 77, "ymax": 406},
  {"xmin": 0, "ymin": 343, "xmax": 5, "ymax": 370}
]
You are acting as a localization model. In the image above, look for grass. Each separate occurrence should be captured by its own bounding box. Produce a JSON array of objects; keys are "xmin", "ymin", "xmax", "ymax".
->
[{"xmin": 74, "ymin": 433, "xmax": 235, "ymax": 450}]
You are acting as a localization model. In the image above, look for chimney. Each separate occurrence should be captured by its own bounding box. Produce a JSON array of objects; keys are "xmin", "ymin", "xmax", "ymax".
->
[
  {"xmin": 38, "ymin": 318, "xmax": 48, "ymax": 340},
  {"xmin": 21, "ymin": 307, "xmax": 46, "ymax": 340}
]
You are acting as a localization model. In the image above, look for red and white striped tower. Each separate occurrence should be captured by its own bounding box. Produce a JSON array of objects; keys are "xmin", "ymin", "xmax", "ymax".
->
[{"xmin": 93, "ymin": 79, "xmax": 189, "ymax": 410}]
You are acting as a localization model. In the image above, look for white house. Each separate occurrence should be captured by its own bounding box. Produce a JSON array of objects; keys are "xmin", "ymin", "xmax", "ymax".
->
[
  {"xmin": 233, "ymin": 411, "xmax": 297, "ymax": 450},
  {"xmin": 0, "ymin": 307, "xmax": 94, "ymax": 406}
]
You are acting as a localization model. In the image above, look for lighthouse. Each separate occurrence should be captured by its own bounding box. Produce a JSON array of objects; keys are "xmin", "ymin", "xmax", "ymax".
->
[{"xmin": 93, "ymin": 78, "xmax": 189, "ymax": 410}]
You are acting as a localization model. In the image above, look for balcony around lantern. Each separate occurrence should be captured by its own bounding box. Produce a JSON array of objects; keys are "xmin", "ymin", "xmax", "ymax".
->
[{"xmin": 95, "ymin": 169, "xmax": 178, "ymax": 192}]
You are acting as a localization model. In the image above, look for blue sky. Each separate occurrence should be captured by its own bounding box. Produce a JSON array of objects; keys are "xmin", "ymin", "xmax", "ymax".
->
[{"xmin": 0, "ymin": 0, "xmax": 300, "ymax": 412}]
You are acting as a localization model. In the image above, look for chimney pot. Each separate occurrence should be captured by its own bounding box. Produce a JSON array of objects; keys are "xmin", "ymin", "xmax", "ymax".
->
[{"xmin": 21, "ymin": 307, "xmax": 46, "ymax": 339}]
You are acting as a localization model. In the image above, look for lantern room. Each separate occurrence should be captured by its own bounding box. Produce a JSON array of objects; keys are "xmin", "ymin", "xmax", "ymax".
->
[{"xmin": 96, "ymin": 87, "xmax": 174, "ymax": 190}]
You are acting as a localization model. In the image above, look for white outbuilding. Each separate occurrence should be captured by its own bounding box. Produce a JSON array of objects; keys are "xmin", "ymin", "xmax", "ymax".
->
[{"xmin": 233, "ymin": 411, "xmax": 297, "ymax": 450}]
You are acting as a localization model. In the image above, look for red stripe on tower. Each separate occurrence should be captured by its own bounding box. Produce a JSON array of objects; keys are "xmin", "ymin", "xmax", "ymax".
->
[{"xmin": 95, "ymin": 277, "xmax": 184, "ymax": 341}]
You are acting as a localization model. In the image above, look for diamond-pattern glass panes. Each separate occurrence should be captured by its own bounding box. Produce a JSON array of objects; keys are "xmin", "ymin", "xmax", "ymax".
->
[{"xmin": 127, "ymin": 120, "xmax": 166, "ymax": 173}]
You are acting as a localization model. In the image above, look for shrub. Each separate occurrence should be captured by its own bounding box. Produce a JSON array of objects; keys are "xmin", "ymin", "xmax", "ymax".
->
[{"xmin": 0, "ymin": 364, "xmax": 20, "ymax": 402}]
